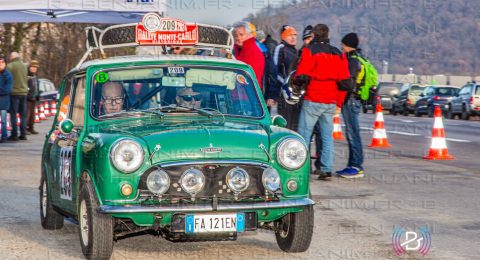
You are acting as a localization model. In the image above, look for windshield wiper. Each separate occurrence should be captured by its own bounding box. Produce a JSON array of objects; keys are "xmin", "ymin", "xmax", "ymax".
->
[
  {"xmin": 153, "ymin": 105, "xmax": 226, "ymax": 123},
  {"xmin": 98, "ymin": 109, "xmax": 164, "ymax": 119}
]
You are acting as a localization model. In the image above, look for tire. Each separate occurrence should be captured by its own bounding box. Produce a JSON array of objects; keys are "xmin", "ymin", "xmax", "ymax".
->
[
  {"xmin": 402, "ymin": 106, "xmax": 409, "ymax": 116},
  {"xmin": 461, "ymin": 106, "xmax": 470, "ymax": 120},
  {"xmin": 40, "ymin": 175, "xmax": 65, "ymax": 230},
  {"xmin": 427, "ymin": 106, "xmax": 434, "ymax": 117},
  {"xmin": 392, "ymin": 108, "xmax": 397, "ymax": 116},
  {"xmin": 275, "ymin": 206, "xmax": 314, "ymax": 252},
  {"xmin": 446, "ymin": 107, "xmax": 454, "ymax": 119},
  {"xmin": 414, "ymin": 108, "xmax": 421, "ymax": 117},
  {"xmin": 79, "ymin": 182, "xmax": 114, "ymax": 260}
]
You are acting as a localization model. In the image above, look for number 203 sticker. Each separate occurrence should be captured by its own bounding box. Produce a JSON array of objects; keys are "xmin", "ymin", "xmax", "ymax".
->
[{"xmin": 168, "ymin": 67, "xmax": 185, "ymax": 74}]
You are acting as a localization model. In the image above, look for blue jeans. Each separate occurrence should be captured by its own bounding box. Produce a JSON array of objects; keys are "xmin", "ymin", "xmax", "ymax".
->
[
  {"xmin": 1, "ymin": 110, "xmax": 7, "ymax": 139},
  {"xmin": 342, "ymin": 97, "xmax": 364, "ymax": 169},
  {"xmin": 9, "ymin": 95, "xmax": 27, "ymax": 137},
  {"xmin": 298, "ymin": 100, "xmax": 336, "ymax": 173}
]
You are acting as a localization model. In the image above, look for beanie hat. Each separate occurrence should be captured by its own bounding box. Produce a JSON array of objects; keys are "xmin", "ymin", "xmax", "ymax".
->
[
  {"xmin": 302, "ymin": 25, "xmax": 313, "ymax": 40},
  {"xmin": 30, "ymin": 60, "xmax": 40, "ymax": 68},
  {"xmin": 256, "ymin": 30, "xmax": 266, "ymax": 41},
  {"xmin": 341, "ymin": 32, "xmax": 359, "ymax": 49},
  {"xmin": 280, "ymin": 25, "xmax": 297, "ymax": 41}
]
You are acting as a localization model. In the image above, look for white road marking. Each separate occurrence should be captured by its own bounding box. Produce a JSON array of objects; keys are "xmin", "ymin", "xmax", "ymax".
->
[
  {"xmin": 388, "ymin": 131, "xmax": 421, "ymax": 136},
  {"xmin": 445, "ymin": 138, "xmax": 472, "ymax": 143},
  {"xmin": 399, "ymin": 120, "xmax": 416, "ymax": 123}
]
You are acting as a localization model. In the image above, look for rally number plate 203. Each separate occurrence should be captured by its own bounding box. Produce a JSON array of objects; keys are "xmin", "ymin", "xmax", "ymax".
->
[{"xmin": 185, "ymin": 213, "xmax": 245, "ymax": 233}]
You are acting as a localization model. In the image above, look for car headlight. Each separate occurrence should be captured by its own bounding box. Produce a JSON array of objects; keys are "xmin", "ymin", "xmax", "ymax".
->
[
  {"xmin": 226, "ymin": 167, "xmax": 250, "ymax": 193},
  {"xmin": 276, "ymin": 138, "xmax": 307, "ymax": 170},
  {"xmin": 110, "ymin": 139, "xmax": 144, "ymax": 173},
  {"xmin": 180, "ymin": 168, "xmax": 205, "ymax": 195},
  {"xmin": 146, "ymin": 169, "xmax": 170, "ymax": 195},
  {"xmin": 262, "ymin": 167, "xmax": 281, "ymax": 192}
]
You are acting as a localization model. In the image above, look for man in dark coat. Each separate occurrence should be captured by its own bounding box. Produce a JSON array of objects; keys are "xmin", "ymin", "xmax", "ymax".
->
[
  {"xmin": 26, "ymin": 60, "xmax": 40, "ymax": 135},
  {"xmin": 0, "ymin": 56, "xmax": 13, "ymax": 142}
]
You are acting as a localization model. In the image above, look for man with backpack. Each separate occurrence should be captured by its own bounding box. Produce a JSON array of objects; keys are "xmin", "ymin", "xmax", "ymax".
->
[{"xmin": 336, "ymin": 32, "xmax": 377, "ymax": 178}]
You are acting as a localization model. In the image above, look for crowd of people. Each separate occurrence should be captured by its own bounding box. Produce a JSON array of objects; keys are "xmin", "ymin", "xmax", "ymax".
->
[
  {"xmin": 231, "ymin": 22, "xmax": 368, "ymax": 180},
  {"xmin": 0, "ymin": 52, "xmax": 40, "ymax": 142}
]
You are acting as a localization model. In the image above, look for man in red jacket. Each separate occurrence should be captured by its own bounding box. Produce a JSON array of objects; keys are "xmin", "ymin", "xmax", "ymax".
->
[
  {"xmin": 294, "ymin": 24, "xmax": 350, "ymax": 180},
  {"xmin": 233, "ymin": 22, "xmax": 265, "ymax": 90}
]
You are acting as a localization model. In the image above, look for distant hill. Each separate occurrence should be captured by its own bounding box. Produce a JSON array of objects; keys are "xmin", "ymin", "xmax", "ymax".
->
[{"xmin": 247, "ymin": 0, "xmax": 480, "ymax": 76}]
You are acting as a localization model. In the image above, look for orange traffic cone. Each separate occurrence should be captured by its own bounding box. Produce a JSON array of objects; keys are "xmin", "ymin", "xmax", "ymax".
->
[
  {"xmin": 368, "ymin": 103, "xmax": 391, "ymax": 148},
  {"xmin": 16, "ymin": 113, "xmax": 21, "ymax": 126},
  {"xmin": 423, "ymin": 106, "xmax": 454, "ymax": 160},
  {"xmin": 332, "ymin": 113, "xmax": 345, "ymax": 140},
  {"xmin": 34, "ymin": 106, "xmax": 40, "ymax": 123},
  {"xmin": 39, "ymin": 102, "xmax": 46, "ymax": 120},
  {"xmin": 6, "ymin": 113, "xmax": 12, "ymax": 131},
  {"xmin": 44, "ymin": 101, "xmax": 51, "ymax": 117},
  {"xmin": 50, "ymin": 100, "xmax": 57, "ymax": 115}
]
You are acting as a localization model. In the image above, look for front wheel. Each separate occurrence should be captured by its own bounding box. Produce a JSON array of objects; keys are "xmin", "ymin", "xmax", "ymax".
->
[
  {"xmin": 427, "ymin": 106, "xmax": 434, "ymax": 117},
  {"xmin": 402, "ymin": 105, "xmax": 409, "ymax": 116},
  {"xmin": 414, "ymin": 108, "xmax": 421, "ymax": 117},
  {"xmin": 79, "ymin": 182, "xmax": 114, "ymax": 260},
  {"xmin": 461, "ymin": 107, "xmax": 470, "ymax": 120},
  {"xmin": 40, "ymin": 175, "xmax": 64, "ymax": 230},
  {"xmin": 275, "ymin": 206, "xmax": 314, "ymax": 252},
  {"xmin": 446, "ymin": 107, "xmax": 454, "ymax": 119}
]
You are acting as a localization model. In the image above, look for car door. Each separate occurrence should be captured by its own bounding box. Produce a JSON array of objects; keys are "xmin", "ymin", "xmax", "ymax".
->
[
  {"xmin": 453, "ymin": 85, "xmax": 470, "ymax": 113},
  {"xmin": 50, "ymin": 74, "xmax": 86, "ymax": 214}
]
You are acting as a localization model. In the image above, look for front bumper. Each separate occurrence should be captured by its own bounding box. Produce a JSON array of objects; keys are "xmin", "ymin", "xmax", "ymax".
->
[{"xmin": 98, "ymin": 198, "xmax": 315, "ymax": 214}]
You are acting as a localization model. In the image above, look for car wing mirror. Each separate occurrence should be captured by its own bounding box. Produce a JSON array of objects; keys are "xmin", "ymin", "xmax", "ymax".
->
[
  {"xmin": 59, "ymin": 119, "xmax": 74, "ymax": 134},
  {"xmin": 272, "ymin": 115, "xmax": 287, "ymax": 128}
]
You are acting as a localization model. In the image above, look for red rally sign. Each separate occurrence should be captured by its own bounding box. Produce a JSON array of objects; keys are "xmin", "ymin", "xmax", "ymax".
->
[{"xmin": 135, "ymin": 16, "xmax": 199, "ymax": 45}]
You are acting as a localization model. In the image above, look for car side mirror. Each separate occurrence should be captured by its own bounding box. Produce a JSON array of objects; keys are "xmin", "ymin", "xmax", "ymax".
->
[
  {"xmin": 59, "ymin": 119, "xmax": 74, "ymax": 134},
  {"xmin": 419, "ymin": 93, "xmax": 425, "ymax": 97},
  {"xmin": 272, "ymin": 115, "xmax": 287, "ymax": 128}
]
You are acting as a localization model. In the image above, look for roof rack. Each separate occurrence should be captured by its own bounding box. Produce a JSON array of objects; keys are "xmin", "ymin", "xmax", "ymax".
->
[{"xmin": 76, "ymin": 14, "xmax": 234, "ymax": 69}]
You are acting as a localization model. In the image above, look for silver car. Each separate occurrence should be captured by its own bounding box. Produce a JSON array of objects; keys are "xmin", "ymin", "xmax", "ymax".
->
[{"xmin": 447, "ymin": 82, "xmax": 480, "ymax": 120}]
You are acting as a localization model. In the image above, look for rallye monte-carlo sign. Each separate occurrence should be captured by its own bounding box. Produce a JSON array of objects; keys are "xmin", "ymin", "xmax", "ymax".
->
[{"xmin": 136, "ymin": 13, "xmax": 198, "ymax": 45}]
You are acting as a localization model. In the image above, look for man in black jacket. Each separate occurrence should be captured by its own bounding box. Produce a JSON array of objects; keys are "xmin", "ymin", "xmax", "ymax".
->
[
  {"xmin": 266, "ymin": 25, "xmax": 300, "ymax": 130},
  {"xmin": 26, "ymin": 60, "xmax": 40, "ymax": 135}
]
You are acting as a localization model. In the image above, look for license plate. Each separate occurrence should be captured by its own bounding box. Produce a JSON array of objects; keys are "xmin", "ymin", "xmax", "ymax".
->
[{"xmin": 185, "ymin": 213, "xmax": 244, "ymax": 233}]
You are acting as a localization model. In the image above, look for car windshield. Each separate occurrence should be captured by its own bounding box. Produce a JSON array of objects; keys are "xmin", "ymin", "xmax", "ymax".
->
[
  {"xmin": 409, "ymin": 86, "xmax": 425, "ymax": 95},
  {"xmin": 377, "ymin": 83, "xmax": 402, "ymax": 96},
  {"xmin": 39, "ymin": 80, "xmax": 55, "ymax": 92},
  {"xmin": 91, "ymin": 66, "xmax": 264, "ymax": 119},
  {"xmin": 433, "ymin": 87, "xmax": 458, "ymax": 96}
]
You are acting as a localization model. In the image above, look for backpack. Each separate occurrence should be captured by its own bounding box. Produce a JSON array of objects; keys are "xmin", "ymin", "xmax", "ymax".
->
[{"xmin": 352, "ymin": 54, "xmax": 378, "ymax": 101}]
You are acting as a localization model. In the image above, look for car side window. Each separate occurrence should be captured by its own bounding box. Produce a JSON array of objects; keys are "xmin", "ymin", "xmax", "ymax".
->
[
  {"xmin": 57, "ymin": 77, "xmax": 74, "ymax": 122},
  {"xmin": 71, "ymin": 76, "xmax": 86, "ymax": 127},
  {"xmin": 459, "ymin": 86, "xmax": 470, "ymax": 95}
]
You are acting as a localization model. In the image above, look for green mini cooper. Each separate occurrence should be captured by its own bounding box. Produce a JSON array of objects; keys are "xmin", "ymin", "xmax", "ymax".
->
[{"xmin": 40, "ymin": 19, "xmax": 314, "ymax": 260}]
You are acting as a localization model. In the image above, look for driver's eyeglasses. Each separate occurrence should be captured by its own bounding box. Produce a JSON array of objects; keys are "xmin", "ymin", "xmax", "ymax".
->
[
  {"xmin": 102, "ymin": 96, "xmax": 124, "ymax": 105},
  {"xmin": 180, "ymin": 95, "xmax": 202, "ymax": 102}
]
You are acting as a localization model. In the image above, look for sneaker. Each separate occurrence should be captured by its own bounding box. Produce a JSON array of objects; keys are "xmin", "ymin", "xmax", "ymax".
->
[
  {"xmin": 337, "ymin": 167, "xmax": 364, "ymax": 179},
  {"xmin": 317, "ymin": 171, "xmax": 332, "ymax": 181},
  {"xmin": 19, "ymin": 135, "xmax": 27, "ymax": 141},
  {"xmin": 7, "ymin": 136, "xmax": 19, "ymax": 141}
]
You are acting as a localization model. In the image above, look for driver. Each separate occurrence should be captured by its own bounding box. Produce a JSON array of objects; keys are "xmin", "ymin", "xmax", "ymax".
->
[
  {"xmin": 175, "ymin": 88, "xmax": 202, "ymax": 108},
  {"xmin": 101, "ymin": 82, "xmax": 124, "ymax": 115}
]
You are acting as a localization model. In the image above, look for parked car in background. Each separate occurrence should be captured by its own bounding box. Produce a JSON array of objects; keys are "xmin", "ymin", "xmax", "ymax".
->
[
  {"xmin": 363, "ymin": 82, "xmax": 403, "ymax": 114},
  {"xmin": 38, "ymin": 78, "xmax": 59, "ymax": 101},
  {"xmin": 392, "ymin": 83, "xmax": 426, "ymax": 116},
  {"xmin": 414, "ymin": 85, "xmax": 460, "ymax": 117},
  {"xmin": 447, "ymin": 82, "xmax": 480, "ymax": 120}
]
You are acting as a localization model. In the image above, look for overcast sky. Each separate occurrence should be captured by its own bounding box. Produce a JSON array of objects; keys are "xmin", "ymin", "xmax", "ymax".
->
[{"xmin": 165, "ymin": 0, "xmax": 278, "ymax": 25}]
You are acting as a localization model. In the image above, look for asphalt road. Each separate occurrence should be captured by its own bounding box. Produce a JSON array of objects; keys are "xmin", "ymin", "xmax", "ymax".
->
[{"xmin": 0, "ymin": 115, "xmax": 479, "ymax": 259}]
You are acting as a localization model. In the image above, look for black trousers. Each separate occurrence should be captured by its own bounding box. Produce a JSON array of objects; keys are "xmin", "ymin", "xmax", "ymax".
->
[{"xmin": 9, "ymin": 95, "xmax": 27, "ymax": 137}]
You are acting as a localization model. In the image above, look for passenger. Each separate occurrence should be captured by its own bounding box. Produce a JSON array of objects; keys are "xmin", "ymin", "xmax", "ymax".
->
[
  {"xmin": 176, "ymin": 88, "xmax": 202, "ymax": 109},
  {"xmin": 101, "ymin": 82, "xmax": 124, "ymax": 115}
]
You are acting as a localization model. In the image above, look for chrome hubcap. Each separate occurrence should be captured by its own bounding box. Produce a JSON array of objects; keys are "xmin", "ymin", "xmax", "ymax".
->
[{"xmin": 80, "ymin": 200, "xmax": 89, "ymax": 245}]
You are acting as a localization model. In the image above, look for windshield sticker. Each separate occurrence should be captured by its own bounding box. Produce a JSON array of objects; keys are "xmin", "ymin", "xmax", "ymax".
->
[
  {"xmin": 236, "ymin": 75, "xmax": 247, "ymax": 85},
  {"xmin": 59, "ymin": 147, "xmax": 73, "ymax": 201},
  {"xmin": 168, "ymin": 67, "xmax": 185, "ymax": 74},
  {"xmin": 96, "ymin": 72, "xmax": 109, "ymax": 83}
]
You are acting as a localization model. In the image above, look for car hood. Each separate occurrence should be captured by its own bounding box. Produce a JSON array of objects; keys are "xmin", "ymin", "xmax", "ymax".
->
[{"xmin": 100, "ymin": 120, "xmax": 271, "ymax": 163}]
